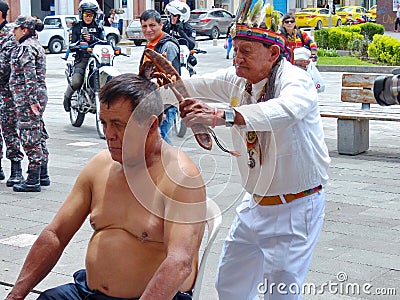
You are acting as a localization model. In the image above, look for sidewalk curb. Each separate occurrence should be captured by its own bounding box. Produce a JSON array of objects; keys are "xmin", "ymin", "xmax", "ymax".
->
[
  {"xmin": 317, "ymin": 65, "xmax": 398, "ymax": 74},
  {"xmin": 118, "ymin": 40, "xmax": 135, "ymax": 46}
]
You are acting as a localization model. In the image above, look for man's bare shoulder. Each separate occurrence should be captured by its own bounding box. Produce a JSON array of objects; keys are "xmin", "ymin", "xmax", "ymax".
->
[
  {"xmin": 159, "ymin": 144, "xmax": 205, "ymax": 204},
  {"xmin": 79, "ymin": 149, "xmax": 114, "ymax": 179},
  {"xmin": 157, "ymin": 145, "xmax": 206, "ymax": 223},
  {"xmin": 163, "ymin": 145, "xmax": 201, "ymax": 178}
]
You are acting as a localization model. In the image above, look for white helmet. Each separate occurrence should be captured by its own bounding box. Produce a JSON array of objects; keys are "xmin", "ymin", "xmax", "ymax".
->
[{"xmin": 165, "ymin": 0, "xmax": 191, "ymax": 23}]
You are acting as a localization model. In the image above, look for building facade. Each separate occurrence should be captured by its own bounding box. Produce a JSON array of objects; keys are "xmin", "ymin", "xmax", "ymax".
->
[{"xmin": 3, "ymin": 0, "xmax": 391, "ymax": 30}]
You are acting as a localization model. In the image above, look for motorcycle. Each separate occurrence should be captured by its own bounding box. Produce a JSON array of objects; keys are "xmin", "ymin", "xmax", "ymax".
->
[
  {"xmin": 65, "ymin": 40, "xmax": 125, "ymax": 139},
  {"xmin": 344, "ymin": 15, "xmax": 370, "ymax": 26},
  {"xmin": 173, "ymin": 39, "xmax": 207, "ymax": 137}
]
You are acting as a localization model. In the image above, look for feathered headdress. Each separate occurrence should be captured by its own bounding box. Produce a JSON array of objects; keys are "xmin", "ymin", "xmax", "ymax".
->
[{"xmin": 231, "ymin": 0, "xmax": 291, "ymax": 59}]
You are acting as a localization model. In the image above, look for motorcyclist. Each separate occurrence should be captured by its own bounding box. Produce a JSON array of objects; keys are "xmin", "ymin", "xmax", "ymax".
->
[
  {"xmin": 163, "ymin": 0, "xmax": 196, "ymax": 51},
  {"xmin": 63, "ymin": 0, "xmax": 105, "ymax": 112}
]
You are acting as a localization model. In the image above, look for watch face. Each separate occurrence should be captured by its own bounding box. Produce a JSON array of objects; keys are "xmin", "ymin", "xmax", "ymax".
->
[{"xmin": 225, "ymin": 109, "xmax": 235, "ymax": 127}]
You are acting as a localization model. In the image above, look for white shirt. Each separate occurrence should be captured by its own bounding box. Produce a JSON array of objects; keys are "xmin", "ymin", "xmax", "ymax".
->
[
  {"xmin": 113, "ymin": 13, "xmax": 120, "ymax": 24},
  {"xmin": 185, "ymin": 59, "xmax": 330, "ymax": 196}
]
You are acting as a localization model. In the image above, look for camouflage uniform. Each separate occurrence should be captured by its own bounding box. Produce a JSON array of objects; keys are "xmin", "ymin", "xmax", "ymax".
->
[
  {"xmin": 9, "ymin": 19, "xmax": 49, "ymax": 172},
  {"xmin": 0, "ymin": 21, "xmax": 24, "ymax": 163}
]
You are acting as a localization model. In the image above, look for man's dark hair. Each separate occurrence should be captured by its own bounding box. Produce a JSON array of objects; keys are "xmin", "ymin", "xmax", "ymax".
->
[
  {"xmin": 140, "ymin": 9, "xmax": 162, "ymax": 24},
  {"xmin": 99, "ymin": 73, "xmax": 163, "ymax": 125},
  {"xmin": 0, "ymin": 1, "xmax": 9, "ymax": 19},
  {"xmin": 282, "ymin": 13, "xmax": 296, "ymax": 24}
]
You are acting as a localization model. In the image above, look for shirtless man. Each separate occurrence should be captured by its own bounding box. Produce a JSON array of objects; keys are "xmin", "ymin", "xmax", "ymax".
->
[{"xmin": 6, "ymin": 74, "xmax": 206, "ymax": 300}]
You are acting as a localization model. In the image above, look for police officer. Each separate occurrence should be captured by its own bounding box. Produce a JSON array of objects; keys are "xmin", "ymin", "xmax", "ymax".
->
[
  {"xmin": 0, "ymin": 1, "xmax": 24, "ymax": 186},
  {"xmin": 10, "ymin": 15, "xmax": 49, "ymax": 192},
  {"xmin": 163, "ymin": 0, "xmax": 196, "ymax": 50},
  {"xmin": 63, "ymin": 0, "xmax": 104, "ymax": 112}
]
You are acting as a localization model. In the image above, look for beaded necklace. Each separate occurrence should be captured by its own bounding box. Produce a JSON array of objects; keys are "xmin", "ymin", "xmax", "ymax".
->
[
  {"xmin": 244, "ymin": 60, "xmax": 281, "ymax": 168},
  {"xmin": 245, "ymin": 82, "xmax": 267, "ymax": 168}
]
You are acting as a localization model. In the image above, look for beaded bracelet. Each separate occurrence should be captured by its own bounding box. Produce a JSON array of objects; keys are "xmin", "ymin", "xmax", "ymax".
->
[{"xmin": 212, "ymin": 107, "xmax": 218, "ymax": 128}]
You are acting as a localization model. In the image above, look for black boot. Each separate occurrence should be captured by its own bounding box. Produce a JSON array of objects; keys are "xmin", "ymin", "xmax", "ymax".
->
[
  {"xmin": 63, "ymin": 85, "xmax": 74, "ymax": 112},
  {"xmin": 40, "ymin": 163, "xmax": 50, "ymax": 186},
  {"xmin": 0, "ymin": 161, "xmax": 4, "ymax": 180},
  {"xmin": 13, "ymin": 168, "xmax": 41, "ymax": 192},
  {"xmin": 6, "ymin": 160, "xmax": 24, "ymax": 187}
]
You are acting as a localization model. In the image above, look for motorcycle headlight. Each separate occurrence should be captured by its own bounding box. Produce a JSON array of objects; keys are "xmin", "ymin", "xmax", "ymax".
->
[
  {"xmin": 101, "ymin": 47, "xmax": 111, "ymax": 65},
  {"xmin": 101, "ymin": 55, "xmax": 111, "ymax": 64}
]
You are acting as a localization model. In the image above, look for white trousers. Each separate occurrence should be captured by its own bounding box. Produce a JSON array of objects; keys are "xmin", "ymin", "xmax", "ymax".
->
[{"xmin": 216, "ymin": 190, "xmax": 325, "ymax": 300}]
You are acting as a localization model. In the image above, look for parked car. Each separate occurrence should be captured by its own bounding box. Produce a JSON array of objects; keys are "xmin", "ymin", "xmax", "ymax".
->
[
  {"xmin": 161, "ymin": 14, "xmax": 169, "ymax": 23},
  {"xmin": 369, "ymin": 5, "xmax": 377, "ymax": 20},
  {"xmin": 295, "ymin": 8, "xmax": 342, "ymax": 29},
  {"xmin": 188, "ymin": 8, "xmax": 235, "ymax": 39},
  {"xmin": 38, "ymin": 15, "xmax": 121, "ymax": 54},
  {"xmin": 126, "ymin": 19, "xmax": 146, "ymax": 46},
  {"xmin": 336, "ymin": 6, "xmax": 372, "ymax": 23}
]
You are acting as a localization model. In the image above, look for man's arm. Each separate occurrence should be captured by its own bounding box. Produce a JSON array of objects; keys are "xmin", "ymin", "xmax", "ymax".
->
[
  {"xmin": 178, "ymin": 23, "xmax": 195, "ymax": 50},
  {"xmin": 140, "ymin": 152, "xmax": 206, "ymax": 299},
  {"xmin": 160, "ymin": 41, "xmax": 181, "ymax": 75},
  {"xmin": 69, "ymin": 24, "xmax": 83, "ymax": 51},
  {"xmin": 5, "ymin": 161, "xmax": 94, "ymax": 300}
]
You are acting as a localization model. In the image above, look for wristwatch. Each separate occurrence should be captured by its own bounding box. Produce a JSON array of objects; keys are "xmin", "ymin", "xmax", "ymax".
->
[{"xmin": 224, "ymin": 108, "xmax": 235, "ymax": 127}]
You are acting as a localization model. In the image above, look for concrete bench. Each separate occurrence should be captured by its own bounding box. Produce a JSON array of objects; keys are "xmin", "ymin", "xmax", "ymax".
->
[{"xmin": 320, "ymin": 73, "xmax": 400, "ymax": 155}]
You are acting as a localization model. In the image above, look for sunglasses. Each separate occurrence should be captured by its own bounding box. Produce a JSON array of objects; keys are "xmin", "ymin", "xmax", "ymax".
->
[
  {"xmin": 171, "ymin": 14, "xmax": 179, "ymax": 17},
  {"xmin": 83, "ymin": 12, "xmax": 94, "ymax": 18},
  {"xmin": 284, "ymin": 20, "xmax": 295, "ymax": 24}
]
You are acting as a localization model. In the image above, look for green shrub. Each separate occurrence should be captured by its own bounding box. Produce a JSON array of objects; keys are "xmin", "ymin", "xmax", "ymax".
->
[
  {"xmin": 318, "ymin": 48, "xmax": 339, "ymax": 57},
  {"xmin": 359, "ymin": 22, "xmax": 384, "ymax": 40},
  {"xmin": 327, "ymin": 28, "xmax": 362, "ymax": 50},
  {"xmin": 314, "ymin": 23, "xmax": 385, "ymax": 61},
  {"xmin": 368, "ymin": 35, "xmax": 400, "ymax": 65},
  {"xmin": 314, "ymin": 28, "xmax": 329, "ymax": 49},
  {"xmin": 339, "ymin": 24, "xmax": 362, "ymax": 35},
  {"xmin": 348, "ymin": 36, "xmax": 369, "ymax": 57}
]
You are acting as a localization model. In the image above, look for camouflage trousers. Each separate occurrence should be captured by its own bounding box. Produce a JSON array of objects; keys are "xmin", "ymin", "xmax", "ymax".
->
[
  {"xmin": 0, "ymin": 87, "xmax": 24, "ymax": 162},
  {"xmin": 16, "ymin": 99, "xmax": 49, "ymax": 171}
]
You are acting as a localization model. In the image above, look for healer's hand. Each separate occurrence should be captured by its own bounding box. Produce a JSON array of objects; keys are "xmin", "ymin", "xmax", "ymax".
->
[{"xmin": 179, "ymin": 99, "xmax": 224, "ymax": 128}]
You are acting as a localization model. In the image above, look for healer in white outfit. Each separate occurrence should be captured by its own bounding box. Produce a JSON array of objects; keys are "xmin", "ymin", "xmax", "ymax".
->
[{"xmin": 179, "ymin": 1, "xmax": 331, "ymax": 299}]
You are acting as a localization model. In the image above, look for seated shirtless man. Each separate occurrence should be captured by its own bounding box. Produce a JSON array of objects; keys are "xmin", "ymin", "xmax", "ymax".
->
[{"xmin": 6, "ymin": 74, "xmax": 206, "ymax": 300}]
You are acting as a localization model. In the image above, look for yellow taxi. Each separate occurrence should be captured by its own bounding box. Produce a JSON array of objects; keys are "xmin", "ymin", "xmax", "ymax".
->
[
  {"xmin": 295, "ymin": 7, "xmax": 342, "ymax": 29},
  {"xmin": 369, "ymin": 5, "xmax": 377, "ymax": 20},
  {"xmin": 336, "ymin": 6, "xmax": 372, "ymax": 23}
]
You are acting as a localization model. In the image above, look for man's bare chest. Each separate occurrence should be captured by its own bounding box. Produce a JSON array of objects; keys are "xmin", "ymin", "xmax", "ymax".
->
[{"xmin": 89, "ymin": 177, "xmax": 165, "ymax": 243}]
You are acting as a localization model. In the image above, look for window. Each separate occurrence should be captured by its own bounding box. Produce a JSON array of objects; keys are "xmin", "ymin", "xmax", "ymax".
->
[
  {"xmin": 212, "ymin": 11, "xmax": 224, "ymax": 18},
  {"xmin": 222, "ymin": 11, "xmax": 233, "ymax": 18},
  {"xmin": 65, "ymin": 17, "xmax": 77, "ymax": 25},
  {"xmin": 44, "ymin": 18, "xmax": 61, "ymax": 26}
]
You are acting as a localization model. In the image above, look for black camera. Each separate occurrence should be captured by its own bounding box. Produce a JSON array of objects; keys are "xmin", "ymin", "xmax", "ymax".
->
[{"xmin": 373, "ymin": 69, "xmax": 400, "ymax": 106}]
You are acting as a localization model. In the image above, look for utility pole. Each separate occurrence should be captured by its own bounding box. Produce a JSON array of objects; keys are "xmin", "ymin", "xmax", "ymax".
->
[{"xmin": 328, "ymin": 0, "xmax": 333, "ymax": 28}]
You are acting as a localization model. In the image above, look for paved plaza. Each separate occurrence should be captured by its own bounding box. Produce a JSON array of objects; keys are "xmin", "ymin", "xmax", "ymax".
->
[{"xmin": 0, "ymin": 39, "xmax": 399, "ymax": 299}]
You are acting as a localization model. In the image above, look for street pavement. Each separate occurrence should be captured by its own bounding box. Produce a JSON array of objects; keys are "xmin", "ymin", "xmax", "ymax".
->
[{"xmin": 0, "ymin": 39, "xmax": 399, "ymax": 299}]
